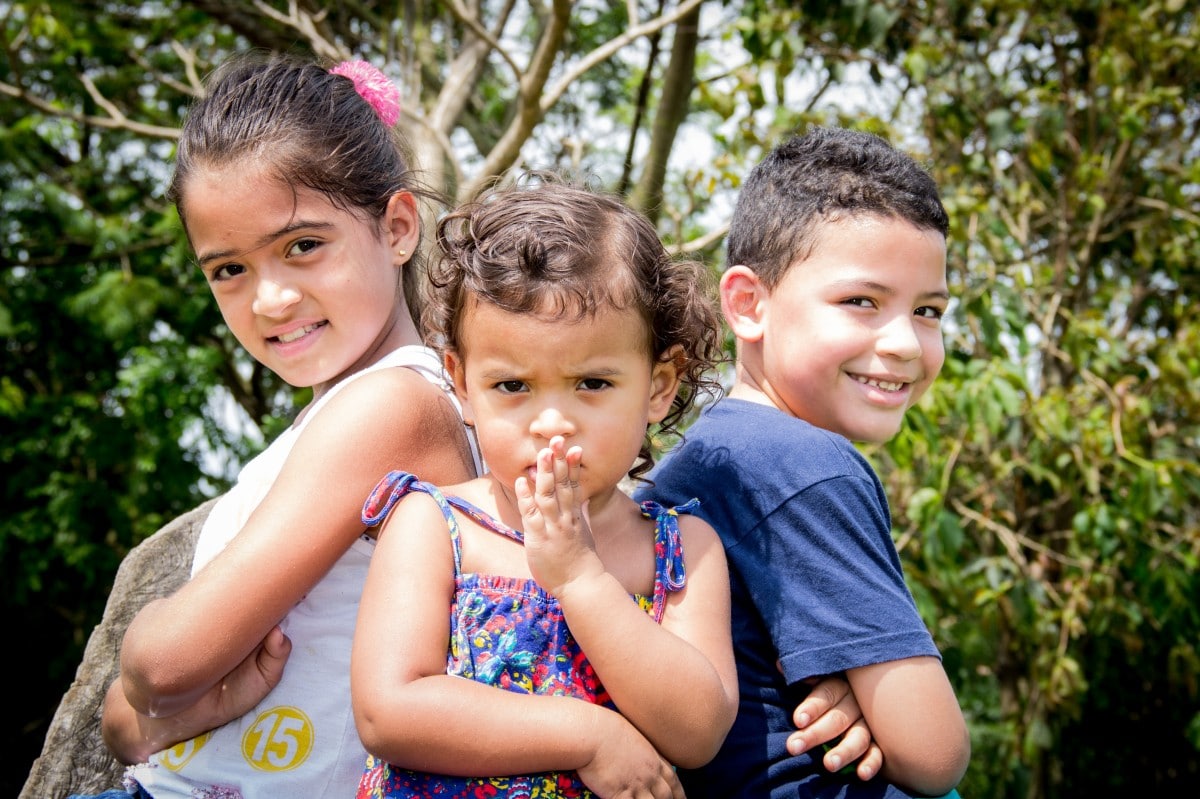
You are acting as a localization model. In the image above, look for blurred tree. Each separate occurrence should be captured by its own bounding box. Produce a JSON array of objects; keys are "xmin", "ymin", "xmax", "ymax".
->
[{"xmin": 3, "ymin": 1, "xmax": 1197, "ymax": 797}]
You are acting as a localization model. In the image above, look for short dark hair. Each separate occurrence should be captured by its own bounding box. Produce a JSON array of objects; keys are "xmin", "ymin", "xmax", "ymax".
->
[{"xmin": 728, "ymin": 127, "xmax": 949, "ymax": 288}]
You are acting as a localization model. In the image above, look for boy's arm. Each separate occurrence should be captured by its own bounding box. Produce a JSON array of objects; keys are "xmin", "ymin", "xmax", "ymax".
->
[
  {"xmin": 103, "ymin": 626, "xmax": 291, "ymax": 763},
  {"xmin": 849, "ymin": 656, "xmax": 970, "ymax": 795}
]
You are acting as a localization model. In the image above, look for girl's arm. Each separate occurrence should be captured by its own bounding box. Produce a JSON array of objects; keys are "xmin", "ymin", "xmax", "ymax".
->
[
  {"xmin": 549, "ymin": 513, "xmax": 739, "ymax": 768},
  {"xmin": 350, "ymin": 492, "xmax": 684, "ymax": 798},
  {"xmin": 516, "ymin": 444, "xmax": 738, "ymax": 768},
  {"xmin": 116, "ymin": 368, "xmax": 473, "ymax": 718},
  {"xmin": 102, "ymin": 626, "xmax": 291, "ymax": 763},
  {"xmin": 847, "ymin": 656, "xmax": 971, "ymax": 796}
]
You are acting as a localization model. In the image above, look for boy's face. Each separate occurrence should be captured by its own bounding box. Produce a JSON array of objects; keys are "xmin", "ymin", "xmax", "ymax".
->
[{"xmin": 730, "ymin": 214, "xmax": 948, "ymax": 444}]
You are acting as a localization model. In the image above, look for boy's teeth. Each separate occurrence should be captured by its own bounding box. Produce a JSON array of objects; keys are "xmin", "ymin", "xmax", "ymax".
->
[
  {"xmin": 277, "ymin": 324, "xmax": 316, "ymax": 343},
  {"xmin": 855, "ymin": 375, "xmax": 902, "ymax": 391}
]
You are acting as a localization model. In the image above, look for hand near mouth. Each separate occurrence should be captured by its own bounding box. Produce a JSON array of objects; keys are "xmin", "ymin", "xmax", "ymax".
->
[{"xmin": 515, "ymin": 435, "xmax": 603, "ymax": 597}]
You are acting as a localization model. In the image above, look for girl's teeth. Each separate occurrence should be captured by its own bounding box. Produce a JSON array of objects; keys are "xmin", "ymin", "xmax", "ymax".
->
[{"xmin": 277, "ymin": 324, "xmax": 316, "ymax": 343}]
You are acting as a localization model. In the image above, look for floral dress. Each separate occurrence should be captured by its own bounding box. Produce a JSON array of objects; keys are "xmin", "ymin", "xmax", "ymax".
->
[{"xmin": 355, "ymin": 471, "xmax": 697, "ymax": 799}]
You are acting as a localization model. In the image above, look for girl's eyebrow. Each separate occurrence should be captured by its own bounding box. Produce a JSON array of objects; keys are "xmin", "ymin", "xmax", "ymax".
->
[{"xmin": 196, "ymin": 220, "xmax": 333, "ymax": 267}]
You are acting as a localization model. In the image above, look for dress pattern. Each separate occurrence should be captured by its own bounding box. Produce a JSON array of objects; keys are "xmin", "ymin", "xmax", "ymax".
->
[{"xmin": 356, "ymin": 471, "xmax": 696, "ymax": 799}]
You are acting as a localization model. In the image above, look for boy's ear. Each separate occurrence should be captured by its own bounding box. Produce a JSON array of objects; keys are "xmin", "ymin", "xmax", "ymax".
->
[
  {"xmin": 385, "ymin": 191, "xmax": 421, "ymax": 265},
  {"xmin": 647, "ymin": 344, "xmax": 684, "ymax": 424},
  {"xmin": 443, "ymin": 350, "xmax": 474, "ymax": 426},
  {"xmin": 720, "ymin": 265, "xmax": 766, "ymax": 343}
]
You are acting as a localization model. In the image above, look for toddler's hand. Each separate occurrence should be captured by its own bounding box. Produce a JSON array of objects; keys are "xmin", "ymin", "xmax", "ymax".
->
[{"xmin": 515, "ymin": 435, "xmax": 603, "ymax": 596}]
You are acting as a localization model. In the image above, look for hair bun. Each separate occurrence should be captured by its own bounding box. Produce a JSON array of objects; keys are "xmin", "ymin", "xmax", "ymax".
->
[{"xmin": 330, "ymin": 60, "xmax": 401, "ymax": 126}]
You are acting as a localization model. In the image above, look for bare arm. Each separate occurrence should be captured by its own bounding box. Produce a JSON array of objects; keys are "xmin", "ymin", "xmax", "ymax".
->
[
  {"xmin": 103, "ymin": 626, "xmax": 291, "ymax": 763},
  {"xmin": 518, "ymin": 442, "xmax": 739, "ymax": 768},
  {"xmin": 113, "ymin": 369, "xmax": 474, "ymax": 721},
  {"xmin": 351, "ymin": 491, "xmax": 684, "ymax": 798},
  {"xmin": 849, "ymin": 656, "xmax": 970, "ymax": 795}
]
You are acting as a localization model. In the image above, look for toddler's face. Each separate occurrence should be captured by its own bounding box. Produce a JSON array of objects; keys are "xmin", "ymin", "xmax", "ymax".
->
[
  {"xmin": 757, "ymin": 214, "xmax": 948, "ymax": 443},
  {"xmin": 447, "ymin": 298, "xmax": 677, "ymax": 501}
]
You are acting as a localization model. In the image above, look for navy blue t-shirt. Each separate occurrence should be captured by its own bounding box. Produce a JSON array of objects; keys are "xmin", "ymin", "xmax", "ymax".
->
[{"xmin": 635, "ymin": 399, "xmax": 940, "ymax": 798}]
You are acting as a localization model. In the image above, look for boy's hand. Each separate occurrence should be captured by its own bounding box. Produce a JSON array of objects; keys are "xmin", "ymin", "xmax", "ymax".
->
[
  {"xmin": 516, "ymin": 435, "xmax": 603, "ymax": 596},
  {"xmin": 786, "ymin": 672, "xmax": 883, "ymax": 780}
]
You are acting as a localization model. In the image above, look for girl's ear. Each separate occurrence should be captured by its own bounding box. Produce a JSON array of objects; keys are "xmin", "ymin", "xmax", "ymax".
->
[
  {"xmin": 385, "ymin": 191, "xmax": 421, "ymax": 264},
  {"xmin": 647, "ymin": 344, "xmax": 684, "ymax": 425},
  {"xmin": 443, "ymin": 350, "xmax": 473, "ymax": 426},
  {"xmin": 719, "ymin": 265, "xmax": 767, "ymax": 344}
]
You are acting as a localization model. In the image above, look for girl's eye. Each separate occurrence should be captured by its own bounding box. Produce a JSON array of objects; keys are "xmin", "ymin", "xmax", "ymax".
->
[
  {"xmin": 495, "ymin": 380, "xmax": 526, "ymax": 394},
  {"xmin": 211, "ymin": 262, "xmax": 246, "ymax": 282},
  {"xmin": 915, "ymin": 305, "xmax": 945, "ymax": 320},
  {"xmin": 843, "ymin": 297, "xmax": 876, "ymax": 309},
  {"xmin": 287, "ymin": 238, "xmax": 322, "ymax": 257}
]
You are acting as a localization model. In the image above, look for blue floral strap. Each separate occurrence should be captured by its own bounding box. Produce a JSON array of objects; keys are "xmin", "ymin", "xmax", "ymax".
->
[
  {"xmin": 638, "ymin": 498, "xmax": 699, "ymax": 623},
  {"xmin": 361, "ymin": 470, "xmax": 465, "ymax": 574}
]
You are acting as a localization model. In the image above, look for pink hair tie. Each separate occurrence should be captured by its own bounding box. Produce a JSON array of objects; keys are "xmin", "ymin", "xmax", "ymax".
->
[{"xmin": 330, "ymin": 60, "xmax": 402, "ymax": 127}]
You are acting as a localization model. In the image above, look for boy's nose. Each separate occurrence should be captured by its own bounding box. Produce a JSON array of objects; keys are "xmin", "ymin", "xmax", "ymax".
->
[
  {"xmin": 252, "ymin": 277, "xmax": 302, "ymax": 316},
  {"xmin": 876, "ymin": 316, "xmax": 922, "ymax": 361}
]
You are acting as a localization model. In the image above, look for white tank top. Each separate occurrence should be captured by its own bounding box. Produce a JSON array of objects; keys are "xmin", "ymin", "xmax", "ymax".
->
[{"xmin": 126, "ymin": 345, "xmax": 481, "ymax": 799}]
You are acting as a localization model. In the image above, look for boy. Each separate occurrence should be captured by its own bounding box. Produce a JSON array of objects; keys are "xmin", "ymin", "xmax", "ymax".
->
[{"xmin": 635, "ymin": 127, "xmax": 970, "ymax": 797}]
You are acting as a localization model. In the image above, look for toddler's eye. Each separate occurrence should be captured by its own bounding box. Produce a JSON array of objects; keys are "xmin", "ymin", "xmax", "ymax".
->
[{"xmin": 495, "ymin": 380, "xmax": 526, "ymax": 394}]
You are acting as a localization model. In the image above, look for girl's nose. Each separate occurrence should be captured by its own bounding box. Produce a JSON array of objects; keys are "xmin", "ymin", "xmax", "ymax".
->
[
  {"xmin": 529, "ymin": 404, "xmax": 575, "ymax": 440},
  {"xmin": 251, "ymin": 277, "xmax": 302, "ymax": 316}
]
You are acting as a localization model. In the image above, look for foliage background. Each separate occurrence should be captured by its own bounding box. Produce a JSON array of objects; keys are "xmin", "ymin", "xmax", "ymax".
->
[{"xmin": 3, "ymin": 2, "xmax": 1197, "ymax": 797}]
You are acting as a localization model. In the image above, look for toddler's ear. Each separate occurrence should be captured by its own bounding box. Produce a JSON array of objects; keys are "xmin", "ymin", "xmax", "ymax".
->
[
  {"xmin": 647, "ymin": 344, "xmax": 684, "ymax": 424},
  {"xmin": 443, "ymin": 351, "xmax": 473, "ymax": 425},
  {"xmin": 719, "ymin": 266, "xmax": 766, "ymax": 343}
]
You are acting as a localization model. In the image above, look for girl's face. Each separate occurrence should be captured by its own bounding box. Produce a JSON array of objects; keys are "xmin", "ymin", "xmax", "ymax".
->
[
  {"xmin": 739, "ymin": 214, "xmax": 948, "ymax": 444},
  {"xmin": 447, "ymin": 298, "xmax": 679, "ymax": 504},
  {"xmin": 183, "ymin": 163, "xmax": 417, "ymax": 393}
]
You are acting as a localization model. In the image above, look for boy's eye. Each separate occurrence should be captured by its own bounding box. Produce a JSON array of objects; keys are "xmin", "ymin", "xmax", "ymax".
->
[{"xmin": 579, "ymin": 378, "xmax": 612, "ymax": 391}]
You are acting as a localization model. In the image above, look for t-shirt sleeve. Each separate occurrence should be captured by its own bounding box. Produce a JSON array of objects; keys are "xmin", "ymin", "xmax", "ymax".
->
[{"xmin": 731, "ymin": 473, "xmax": 941, "ymax": 683}]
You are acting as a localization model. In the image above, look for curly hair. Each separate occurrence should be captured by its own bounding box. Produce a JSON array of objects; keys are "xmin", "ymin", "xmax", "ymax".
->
[{"xmin": 427, "ymin": 173, "xmax": 724, "ymax": 481}]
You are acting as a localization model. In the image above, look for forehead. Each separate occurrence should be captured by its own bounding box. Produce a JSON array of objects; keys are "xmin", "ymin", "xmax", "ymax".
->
[
  {"xmin": 789, "ymin": 215, "xmax": 947, "ymax": 283},
  {"xmin": 459, "ymin": 298, "xmax": 653, "ymax": 361},
  {"xmin": 183, "ymin": 165, "xmax": 346, "ymax": 248}
]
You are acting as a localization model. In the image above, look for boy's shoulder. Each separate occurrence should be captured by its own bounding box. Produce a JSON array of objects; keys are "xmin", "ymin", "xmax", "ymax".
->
[
  {"xmin": 652, "ymin": 398, "xmax": 871, "ymax": 490},
  {"xmin": 688, "ymin": 398, "xmax": 854, "ymax": 451}
]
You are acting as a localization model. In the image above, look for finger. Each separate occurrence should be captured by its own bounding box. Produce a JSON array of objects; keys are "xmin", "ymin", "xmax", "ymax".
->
[
  {"xmin": 820, "ymin": 719, "xmax": 874, "ymax": 776},
  {"xmin": 793, "ymin": 674, "xmax": 852, "ymax": 728},
  {"xmin": 855, "ymin": 742, "xmax": 884, "ymax": 781}
]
